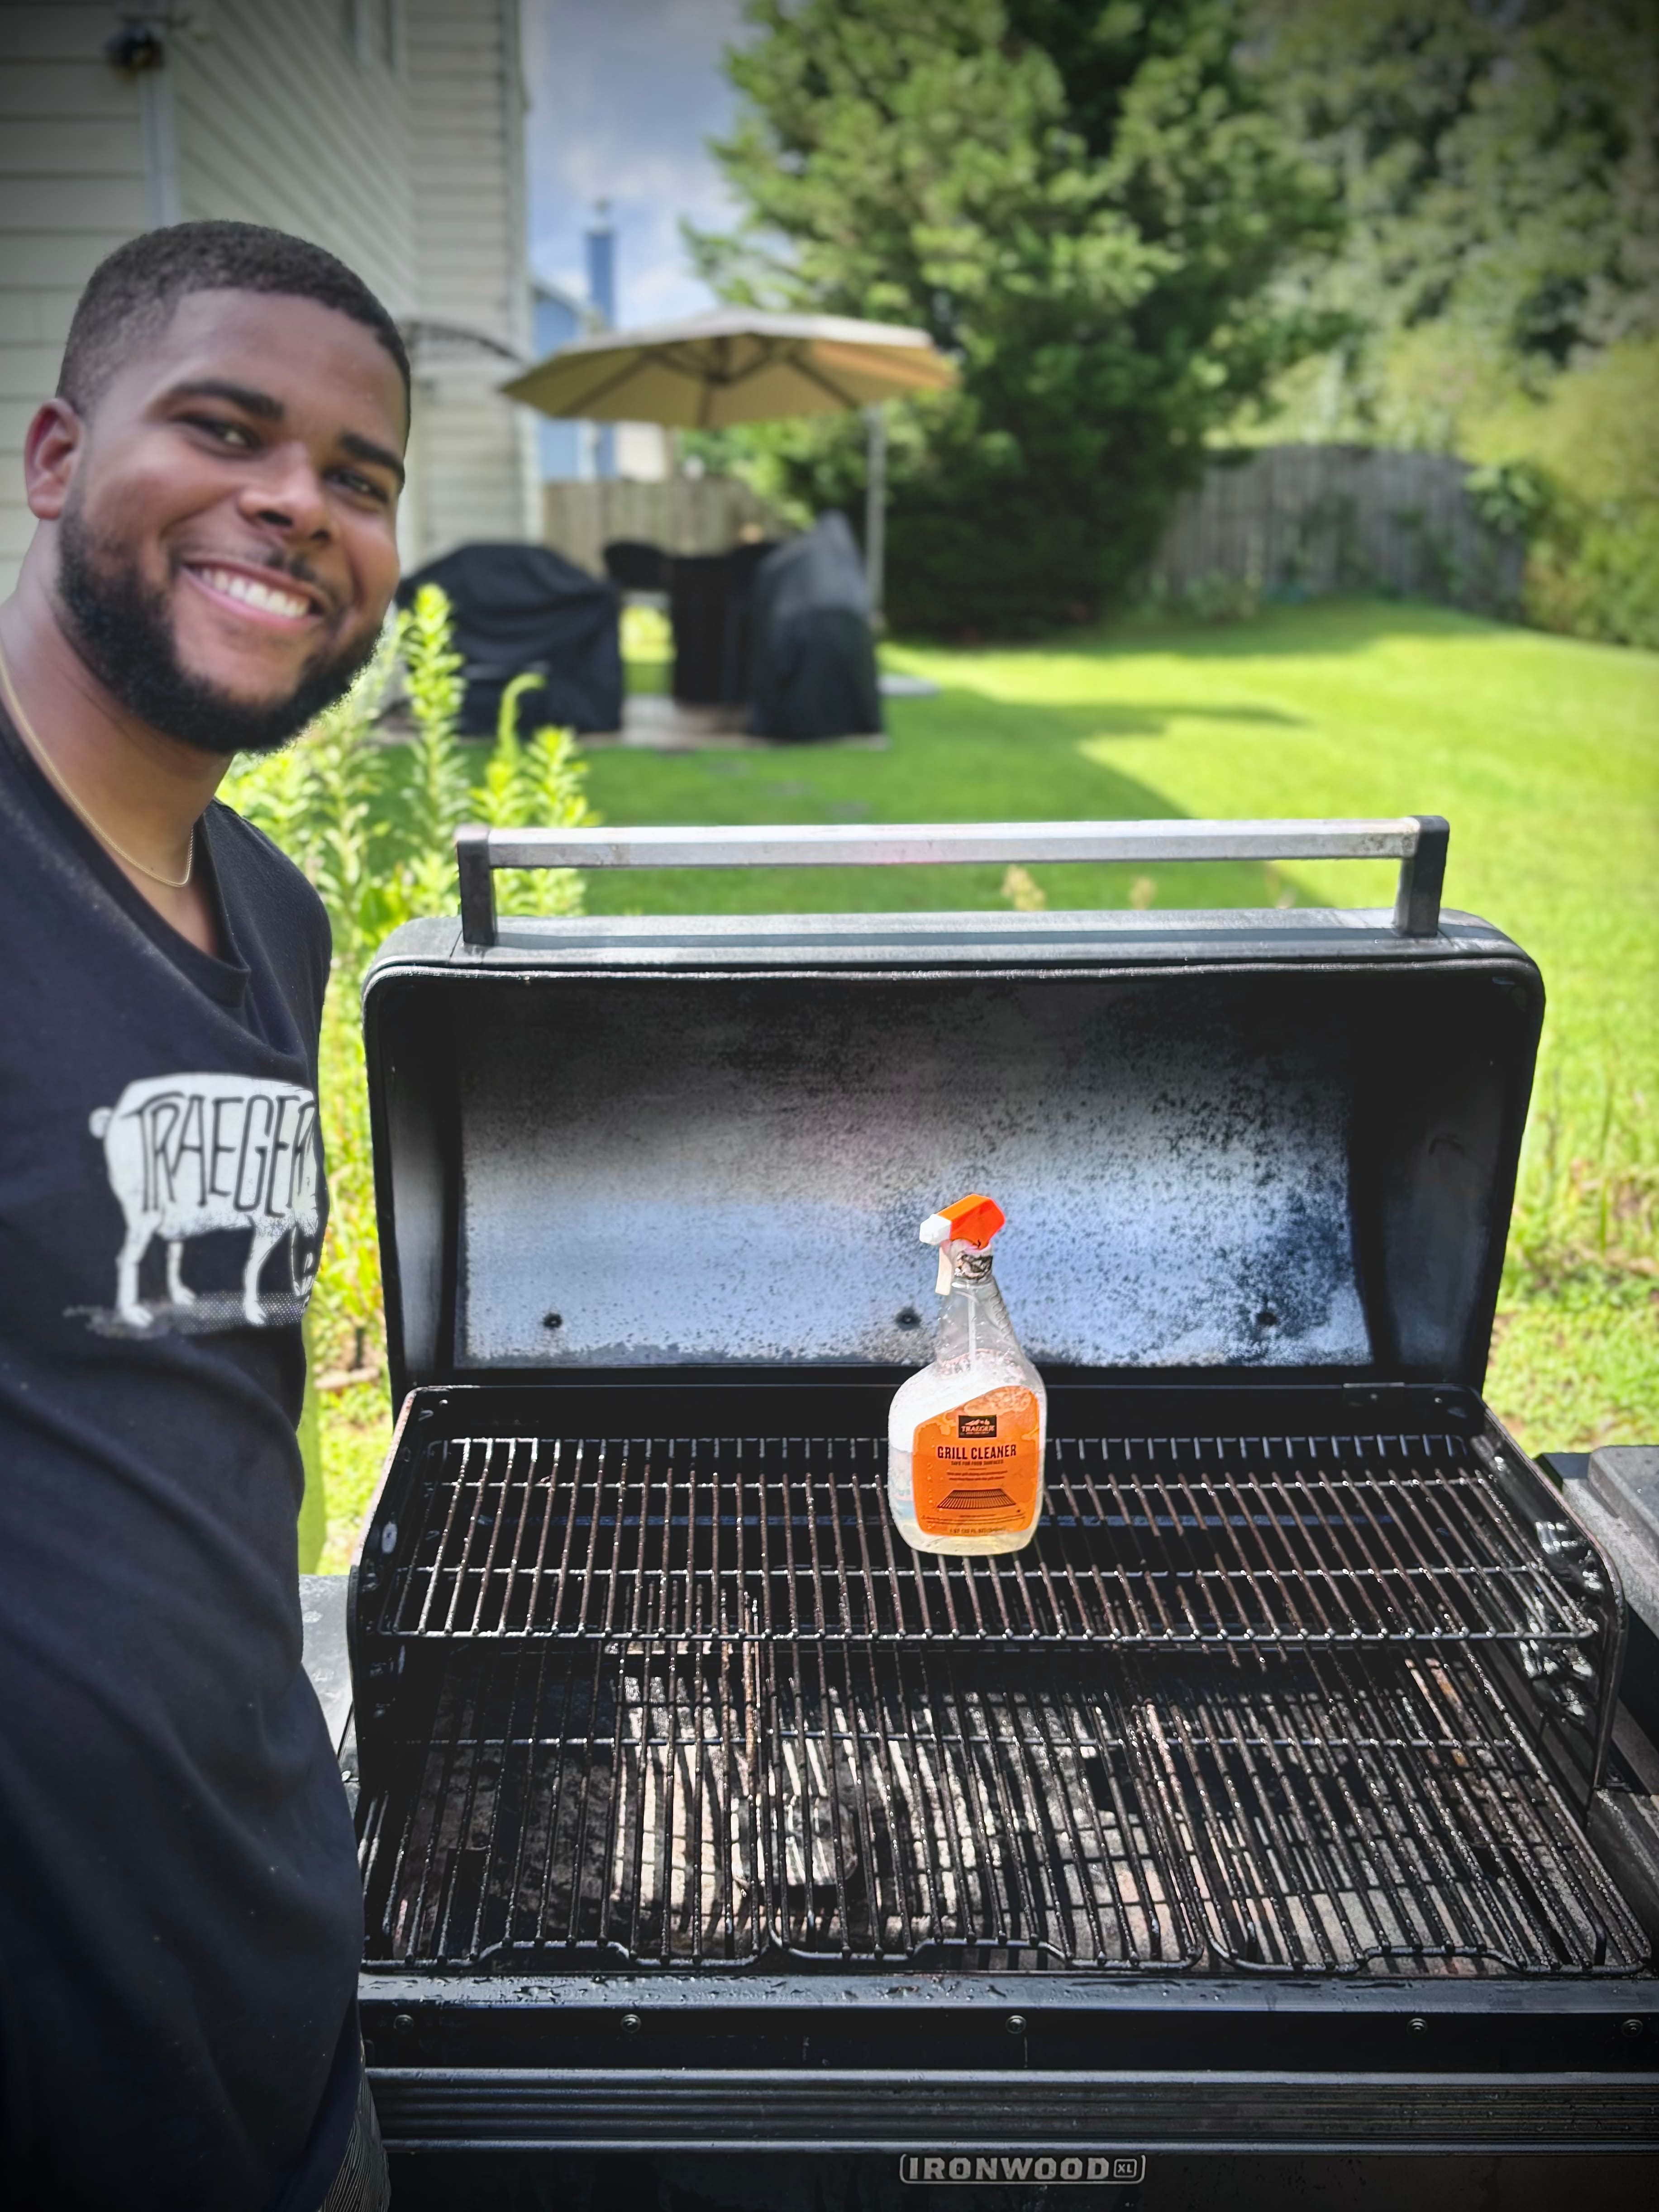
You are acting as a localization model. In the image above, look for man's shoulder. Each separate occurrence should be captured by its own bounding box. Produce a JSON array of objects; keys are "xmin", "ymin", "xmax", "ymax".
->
[{"xmin": 208, "ymin": 801, "xmax": 330, "ymax": 950}]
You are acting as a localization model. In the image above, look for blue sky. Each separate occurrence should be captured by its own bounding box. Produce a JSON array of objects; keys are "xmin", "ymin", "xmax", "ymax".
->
[{"xmin": 524, "ymin": 0, "xmax": 748, "ymax": 326}]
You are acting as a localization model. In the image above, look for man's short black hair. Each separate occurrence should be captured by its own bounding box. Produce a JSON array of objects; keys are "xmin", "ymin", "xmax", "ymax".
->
[{"xmin": 58, "ymin": 219, "xmax": 410, "ymax": 425}]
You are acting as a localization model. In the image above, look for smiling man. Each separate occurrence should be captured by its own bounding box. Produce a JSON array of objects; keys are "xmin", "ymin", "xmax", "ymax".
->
[{"xmin": 0, "ymin": 225, "xmax": 405, "ymax": 2211}]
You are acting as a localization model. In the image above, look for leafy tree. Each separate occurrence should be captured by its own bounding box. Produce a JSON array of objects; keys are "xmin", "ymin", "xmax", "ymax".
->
[
  {"xmin": 1242, "ymin": 0, "xmax": 1659, "ymax": 448},
  {"xmin": 691, "ymin": 0, "xmax": 1340, "ymax": 632},
  {"xmin": 1236, "ymin": 1, "xmax": 1658, "ymax": 644}
]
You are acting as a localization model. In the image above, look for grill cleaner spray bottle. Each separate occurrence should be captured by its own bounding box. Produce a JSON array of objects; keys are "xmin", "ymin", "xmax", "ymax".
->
[{"xmin": 887, "ymin": 1194, "xmax": 1047, "ymax": 1555}]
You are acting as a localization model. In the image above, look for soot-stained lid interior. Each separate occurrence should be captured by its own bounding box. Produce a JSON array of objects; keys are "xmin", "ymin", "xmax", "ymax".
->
[{"xmin": 365, "ymin": 923, "xmax": 1540, "ymax": 1390}]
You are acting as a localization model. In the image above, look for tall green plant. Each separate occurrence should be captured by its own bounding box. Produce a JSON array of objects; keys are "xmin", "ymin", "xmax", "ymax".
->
[
  {"xmin": 399, "ymin": 583, "xmax": 473, "ymax": 918},
  {"xmin": 223, "ymin": 616, "xmax": 404, "ymax": 975},
  {"xmin": 472, "ymin": 672, "xmax": 596, "ymax": 916},
  {"xmin": 1506, "ymin": 1060, "xmax": 1659, "ymax": 1297},
  {"xmin": 221, "ymin": 591, "xmax": 595, "ymax": 1549}
]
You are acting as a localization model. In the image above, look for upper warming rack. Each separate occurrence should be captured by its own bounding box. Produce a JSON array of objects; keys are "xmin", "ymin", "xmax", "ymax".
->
[{"xmin": 366, "ymin": 1430, "xmax": 1596, "ymax": 1651}]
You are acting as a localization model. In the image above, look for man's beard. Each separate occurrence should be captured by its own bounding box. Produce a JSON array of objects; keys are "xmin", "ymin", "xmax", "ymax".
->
[{"xmin": 55, "ymin": 502, "xmax": 377, "ymax": 758}]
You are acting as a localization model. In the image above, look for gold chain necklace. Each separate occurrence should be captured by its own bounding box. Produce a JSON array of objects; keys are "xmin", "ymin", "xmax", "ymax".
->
[{"xmin": 0, "ymin": 633, "xmax": 195, "ymax": 889}]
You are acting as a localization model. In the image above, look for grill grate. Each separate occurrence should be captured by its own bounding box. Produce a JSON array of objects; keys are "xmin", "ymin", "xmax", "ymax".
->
[
  {"xmin": 1146, "ymin": 1649, "xmax": 1635, "ymax": 1974},
  {"xmin": 377, "ymin": 1432, "xmax": 1594, "ymax": 1650},
  {"xmin": 358, "ymin": 1640, "xmax": 1190, "ymax": 1973},
  {"xmin": 358, "ymin": 1641, "xmax": 1645, "ymax": 1976}
]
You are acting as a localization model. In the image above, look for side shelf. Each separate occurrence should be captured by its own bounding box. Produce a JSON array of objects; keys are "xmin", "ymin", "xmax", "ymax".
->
[{"xmin": 1544, "ymin": 1449, "xmax": 1659, "ymax": 1939}]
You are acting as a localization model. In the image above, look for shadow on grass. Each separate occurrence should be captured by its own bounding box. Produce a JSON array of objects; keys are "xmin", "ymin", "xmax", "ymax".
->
[
  {"xmin": 894, "ymin": 595, "xmax": 1521, "ymax": 665},
  {"xmin": 1129, "ymin": 600, "xmax": 1519, "ymax": 659},
  {"xmin": 872, "ymin": 684, "xmax": 1306, "ymax": 781},
  {"xmin": 1062, "ymin": 701, "xmax": 1309, "ymax": 739}
]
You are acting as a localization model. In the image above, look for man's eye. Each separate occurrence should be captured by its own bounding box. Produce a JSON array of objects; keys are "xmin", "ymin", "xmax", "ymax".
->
[
  {"xmin": 185, "ymin": 415, "xmax": 255, "ymax": 448},
  {"xmin": 334, "ymin": 469, "xmax": 388, "ymax": 503}
]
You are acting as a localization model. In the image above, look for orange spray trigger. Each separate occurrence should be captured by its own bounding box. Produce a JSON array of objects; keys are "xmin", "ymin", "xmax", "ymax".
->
[
  {"xmin": 919, "ymin": 1195, "xmax": 1006, "ymax": 1249},
  {"xmin": 919, "ymin": 1194, "xmax": 1006, "ymax": 1292}
]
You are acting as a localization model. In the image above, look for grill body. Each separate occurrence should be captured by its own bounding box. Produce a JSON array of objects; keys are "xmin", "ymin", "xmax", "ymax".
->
[{"xmin": 357, "ymin": 895, "xmax": 1659, "ymax": 2183}]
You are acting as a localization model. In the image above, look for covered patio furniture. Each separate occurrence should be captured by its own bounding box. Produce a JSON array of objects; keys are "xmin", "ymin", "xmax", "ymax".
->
[
  {"xmin": 603, "ymin": 537, "xmax": 782, "ymax": 711},
  {"xmin": 748, "ymin": 514, "xmax": 882, "ymax": 742},
  {"xmin": 398, "ymin": 543, "xmax": 622, "ymax": 737}
]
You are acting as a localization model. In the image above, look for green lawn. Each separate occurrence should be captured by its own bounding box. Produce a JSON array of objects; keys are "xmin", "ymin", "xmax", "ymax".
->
[{"xmin": 316, "ymin": 596, "xmax": 1658, "ymax": 1565}]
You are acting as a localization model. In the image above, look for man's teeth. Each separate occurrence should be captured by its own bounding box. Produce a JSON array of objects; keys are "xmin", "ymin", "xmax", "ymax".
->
[{"xmin": 201, "ymin": 567, "xmax": 311, "ymax": 619}]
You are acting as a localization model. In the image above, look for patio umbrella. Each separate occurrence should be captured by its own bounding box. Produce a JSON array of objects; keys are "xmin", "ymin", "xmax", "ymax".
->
[{"xmin": 500, "ymin": 308, "xmax": 957, "ymax": 620}]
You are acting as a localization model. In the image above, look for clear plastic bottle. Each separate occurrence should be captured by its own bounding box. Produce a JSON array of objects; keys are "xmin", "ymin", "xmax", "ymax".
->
[{"xmin": 887, "ymin": 1195, "xmax": 1047, "ymax": 1556}]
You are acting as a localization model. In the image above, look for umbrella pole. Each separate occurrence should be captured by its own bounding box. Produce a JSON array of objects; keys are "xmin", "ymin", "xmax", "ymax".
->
[{"xmin": 864, "ymin": 403, "xmax": 887, "ymax": 632}]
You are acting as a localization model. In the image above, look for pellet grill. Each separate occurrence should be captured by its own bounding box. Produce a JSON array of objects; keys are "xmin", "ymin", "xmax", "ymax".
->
[{"xmin": 349, "ymin": 819, "xmax": 1659, "ymax": 2201}]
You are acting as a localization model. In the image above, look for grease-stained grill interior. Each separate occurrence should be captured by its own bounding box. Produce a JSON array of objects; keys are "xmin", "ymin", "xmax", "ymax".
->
[
  {"xmin": 350, "ymin": 835, "xmax": 1659, "ymax": 2173},
  {"xmin": 356, "ymin": 1427, "xmax": 1645, "ymax": 1979}
]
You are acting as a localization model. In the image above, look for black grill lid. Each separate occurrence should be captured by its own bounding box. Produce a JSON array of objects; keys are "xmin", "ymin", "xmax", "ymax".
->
[{"xmin": 362, "ymin": 820, "xmax": 1540, "ymax": 1399}]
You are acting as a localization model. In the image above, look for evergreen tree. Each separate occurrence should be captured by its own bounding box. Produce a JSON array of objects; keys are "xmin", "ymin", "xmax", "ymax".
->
[{"xmin": 691, "ymin": 0, "xmax": 1340, "ymax": 632}]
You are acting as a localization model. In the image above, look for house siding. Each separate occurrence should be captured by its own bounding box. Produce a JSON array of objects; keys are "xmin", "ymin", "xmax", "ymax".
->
[
  {"xmin": 169, "ymin": 0, "xmax": 417, "ymax": 321},
  {"xmin": 0, "ymin": 0, "xmax": 535, "ymax": 593},
  {"xmin": 405, "ymin": 0, "xmax": 538, "ymax": 557},
  {"xmin": 0, "ymin": 2, "xmax": 146, "ymax": 591}
]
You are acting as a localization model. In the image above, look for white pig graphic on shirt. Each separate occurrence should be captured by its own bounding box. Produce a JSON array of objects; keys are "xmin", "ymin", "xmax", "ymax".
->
[{"xmin": 89, "ymin": 1073, "xmax": 322, "ymax": 1329}]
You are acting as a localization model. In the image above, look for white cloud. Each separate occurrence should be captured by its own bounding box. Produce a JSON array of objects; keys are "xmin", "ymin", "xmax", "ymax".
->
[{"xmin": 525, "ymin": 0, "xmax": 748, "ymax": 327}]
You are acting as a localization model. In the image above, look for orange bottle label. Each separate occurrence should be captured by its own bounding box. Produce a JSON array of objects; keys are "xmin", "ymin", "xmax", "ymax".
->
[{"xmin": 912, "ymin": 1385, "xmax": 1042, "ymax": 1537}]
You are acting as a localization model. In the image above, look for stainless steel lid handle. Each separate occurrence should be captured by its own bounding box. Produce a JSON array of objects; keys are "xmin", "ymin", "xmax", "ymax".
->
[
  {"xmin": 456, "ymin": 823, "xmax": 496, "ymax": 950},
  {"xmin": 1394, "ymin": 815, "xmax": 1449, "ymax": 938},
  {"xmin": 455, "ymin": 815, "xmax": 1450, "ymax": 948}
]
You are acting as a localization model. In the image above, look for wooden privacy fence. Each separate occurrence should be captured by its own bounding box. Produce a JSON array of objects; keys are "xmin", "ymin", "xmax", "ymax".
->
[
  {"xmin": 1147, "ymin": 444, "xmax": 1524, "ymax": 613},
  {"xmin": 543, "ymin": 446, "xmax": 1523, "ymax": 617},
  {"xmin": 543, "ymin": 475, "xmax": 788, "ymax": 577}
]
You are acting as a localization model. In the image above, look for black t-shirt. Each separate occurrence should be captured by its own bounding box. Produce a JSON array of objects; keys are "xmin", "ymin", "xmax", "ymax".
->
[{"xmin": 0, "ymin": 710, "xmax": 363, "ymax": 2210}]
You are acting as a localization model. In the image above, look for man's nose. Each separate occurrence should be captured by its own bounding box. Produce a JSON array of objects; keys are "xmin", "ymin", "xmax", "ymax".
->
[{"xmin": 236, "ymin": 442, "xmax": 332, "ymax": 541}]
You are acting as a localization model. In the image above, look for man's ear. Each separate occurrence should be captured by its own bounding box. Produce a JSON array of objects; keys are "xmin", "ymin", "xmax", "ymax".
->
[{"xmin": 23, "ymin": 399, "xmax": 86, "ymax": 523}]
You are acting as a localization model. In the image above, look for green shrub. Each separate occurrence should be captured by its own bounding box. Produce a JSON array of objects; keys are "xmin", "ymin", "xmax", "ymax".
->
[
  {"xmin": 1467, "ymin": 339, "xmax": 1659, "ymax": 651},
  {"xmin": 1526, "ymin": 505, "xmax": 1659, "ymax": 653}
]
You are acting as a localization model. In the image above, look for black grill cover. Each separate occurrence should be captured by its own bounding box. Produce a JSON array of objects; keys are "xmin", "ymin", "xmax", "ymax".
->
[
  {"xmin": 398, "ymin": 543, "xmax": 622, "ymax": 736},
  {"xmin": 748, "ymin": 513, "xmax": 882, "ymax": 741}
]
